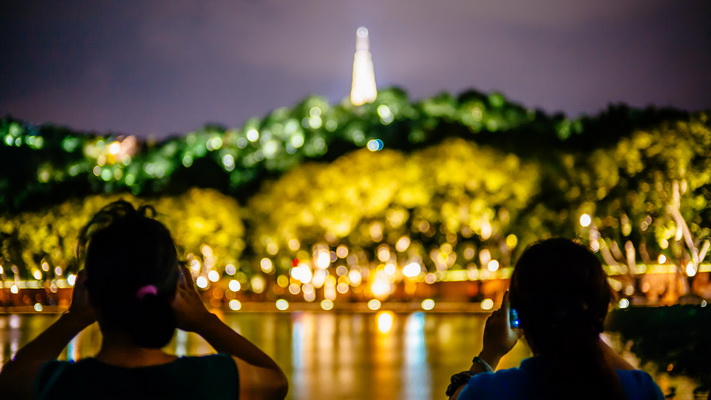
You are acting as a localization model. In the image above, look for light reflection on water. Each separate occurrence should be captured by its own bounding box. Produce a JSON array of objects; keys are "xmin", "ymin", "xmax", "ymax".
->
[{"xmin": 0, "ymin": 312, "xmax": 700, "ymax": 400}]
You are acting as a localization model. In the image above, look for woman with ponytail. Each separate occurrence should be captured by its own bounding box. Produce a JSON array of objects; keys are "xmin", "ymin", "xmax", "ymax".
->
[
  {"xmin": 447, "ymin": 238, "xmax": 663, "ymax": 400},
  {"xmin": 0, "ymin": 200, "xmax": 288, "ymax": 400}
]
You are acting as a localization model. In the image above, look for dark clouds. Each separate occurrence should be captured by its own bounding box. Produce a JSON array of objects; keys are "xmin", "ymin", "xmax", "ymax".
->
[{"xmin": 1, "ymin": 0, "xmax": 710, "ymax": 138}]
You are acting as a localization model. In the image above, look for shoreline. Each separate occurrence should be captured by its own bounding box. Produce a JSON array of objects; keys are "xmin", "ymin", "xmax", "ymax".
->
[{"xmin": 1, "ymin": 301, "xmax": 701, "ymax": 315}]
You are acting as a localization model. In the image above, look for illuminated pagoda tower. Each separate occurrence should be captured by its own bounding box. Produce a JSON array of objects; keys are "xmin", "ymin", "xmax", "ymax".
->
[{"xmin": 350, "ymin": 26, "xmax": 378, "ymax": 106}]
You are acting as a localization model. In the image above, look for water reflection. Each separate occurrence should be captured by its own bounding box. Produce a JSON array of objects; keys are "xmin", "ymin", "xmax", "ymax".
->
[
  {"xmin": 404, "ymin": 313, "xmax": 429, "ymax": 400},
  {"xmin": 0, "ymin": 312, "xmax": 700, "ymax": 400}
]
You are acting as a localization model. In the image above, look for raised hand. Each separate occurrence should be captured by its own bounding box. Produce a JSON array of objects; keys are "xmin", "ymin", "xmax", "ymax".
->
[
  {"xmin": 172, "ymin": 265, "xmax": 214, "ymax": 333},
  {"xmin": 480, "ymin": 291, "xmax": 522, "ymax": 367},
  {"xmin": 67, "ymin": 269, "xmax": 97, "ymax": 327}
]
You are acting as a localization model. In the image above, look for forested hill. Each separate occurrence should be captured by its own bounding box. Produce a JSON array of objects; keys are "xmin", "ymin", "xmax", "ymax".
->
[
  {"xmin": 1, "ymin": 88, "xmax": 709, "ymax": 280},
  {"xmin": 1, "ymin": 87, "xmax": 705, "ymax": 213}
]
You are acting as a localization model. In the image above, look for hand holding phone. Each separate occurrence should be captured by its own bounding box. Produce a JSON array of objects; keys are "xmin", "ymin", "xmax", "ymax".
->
[{"xmin": 480, "ymin": 291, "xmax": 522, "ymax": 368}]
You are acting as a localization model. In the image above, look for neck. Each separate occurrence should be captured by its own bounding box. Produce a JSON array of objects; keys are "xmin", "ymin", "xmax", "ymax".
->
[{"xmin": 95, "ymin": 329, "xmax": 177, "ymax": 368}]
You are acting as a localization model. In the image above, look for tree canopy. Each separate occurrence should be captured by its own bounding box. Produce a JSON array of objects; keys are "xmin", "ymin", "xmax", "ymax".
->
[{"xmin": 1, "ymin": 88, "xmax": 709, "ymax": 296}]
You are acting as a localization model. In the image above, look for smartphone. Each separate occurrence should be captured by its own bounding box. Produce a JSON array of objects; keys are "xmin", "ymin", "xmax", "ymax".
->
[{"xmin": 509, "ymin": 307, "xmax": 520, "ymax": 329}]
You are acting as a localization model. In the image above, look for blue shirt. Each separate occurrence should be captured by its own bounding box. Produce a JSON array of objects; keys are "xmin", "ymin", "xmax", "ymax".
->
[{"xmin": 458, "ymin": 357, "xmax": 664, "ymax": 400}]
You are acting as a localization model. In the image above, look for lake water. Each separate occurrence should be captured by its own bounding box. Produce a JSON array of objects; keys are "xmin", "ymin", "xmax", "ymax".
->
[{"xmin": 0, "ymin": 312, "xmax": 701, "ymax": 399}]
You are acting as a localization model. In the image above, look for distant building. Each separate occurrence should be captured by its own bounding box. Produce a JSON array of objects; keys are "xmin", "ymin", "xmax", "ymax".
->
[{"xmin": 350, "ymin": 27, "xmax": 377, "ymax": 106}]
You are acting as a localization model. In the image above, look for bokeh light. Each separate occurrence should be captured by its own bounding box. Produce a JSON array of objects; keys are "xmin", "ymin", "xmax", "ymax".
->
[
  {"xmin": 367, "ymin": 299, "xmax": 382, "ymax": 311},
  {"xmin": 276, "ymin": 299, "xmax": 289, "ymax": 311},
  {"xmin": 320, "ymin": 299, "xmax": 334, "ymax": 311},
  {"xmin": 228, "ymin": 299, "xmax": 242, "ymax": 310},
  {"xmin": 421, "ymin": 299, "xmax": 435, "ymax": 311},
  {"xmin": 579, "ymin": 214, "xmax": 592, "ymax": 227}
]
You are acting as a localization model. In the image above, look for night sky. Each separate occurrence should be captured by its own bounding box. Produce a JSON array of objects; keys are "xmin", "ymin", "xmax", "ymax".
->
[{"xmin": 2, "ymin": 1, "xmax": 710, "ymax": 139}]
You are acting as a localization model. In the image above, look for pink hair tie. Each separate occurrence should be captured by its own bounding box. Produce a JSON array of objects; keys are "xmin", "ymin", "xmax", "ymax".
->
[{"xmin": 136, "ymin": 284, "xmax": 158, "ymax": 299}]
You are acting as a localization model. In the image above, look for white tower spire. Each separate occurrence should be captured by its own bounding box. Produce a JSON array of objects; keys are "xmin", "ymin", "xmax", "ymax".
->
[{"xmin": 350, "ymin": 27, "xmax": 377, "ymax": 106}]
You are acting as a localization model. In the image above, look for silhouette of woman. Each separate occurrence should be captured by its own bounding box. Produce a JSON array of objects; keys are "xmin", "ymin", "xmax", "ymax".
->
[
  {"xmin": 0, "ymin": 200, "xmax": 288, "ymax": 399},
  {"xmin": 448, "ymin": 238, "xmax": 663, "ymax": 400}
]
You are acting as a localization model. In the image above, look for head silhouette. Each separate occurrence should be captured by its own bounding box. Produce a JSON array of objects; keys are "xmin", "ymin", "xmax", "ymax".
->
[
  {"xmin": 77, "ymin": 200, "xmax": 179, "ymax": 348},
  {"xmin": 509, "ymin": 238, "xmax": 612, "ymax": 355}
]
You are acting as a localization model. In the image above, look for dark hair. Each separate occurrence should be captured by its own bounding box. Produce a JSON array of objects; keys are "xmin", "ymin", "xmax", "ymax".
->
[
  {"xmin": 509, "ymin": 238, "xmax": 624, "ymax": 400},
  {"xmin": 77, "ymin": 200, "xmax": 179, "ymax": 348}
]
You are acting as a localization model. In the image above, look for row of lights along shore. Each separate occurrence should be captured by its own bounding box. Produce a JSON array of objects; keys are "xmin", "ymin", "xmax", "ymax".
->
[
  {"xmin": 4, "ymin": 208, "xmax": 708, "ymax": 314},
  {"xmin": 5, "ymin": 209, "xmax": 709, "ymax": 313},
  {"xmin": 226, "ymin": 298, "xmax": 441, "ymax": 312}
]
